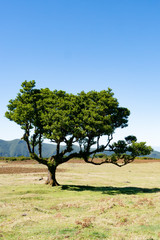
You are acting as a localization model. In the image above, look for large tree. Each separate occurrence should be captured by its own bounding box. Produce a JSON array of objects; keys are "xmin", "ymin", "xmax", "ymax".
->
[{"xmin": 5, "ymin": 81, "xmax": 152, "ymax": 186}]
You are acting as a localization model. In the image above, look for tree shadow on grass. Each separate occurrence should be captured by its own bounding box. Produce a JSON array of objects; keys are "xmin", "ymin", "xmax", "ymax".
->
[{"xmin": 61, "ymin": 185, "xmax": 160, "ymax": 195}]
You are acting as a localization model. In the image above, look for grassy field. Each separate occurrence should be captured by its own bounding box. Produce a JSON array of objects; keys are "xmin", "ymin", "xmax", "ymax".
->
[{"xmin": 0, "ymin": 160, "xmax": 160, "ymax": 239}]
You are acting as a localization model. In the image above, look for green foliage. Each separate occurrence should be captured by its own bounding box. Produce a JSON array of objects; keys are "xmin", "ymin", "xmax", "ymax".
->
[
  {"xmin": 129, "ymin": 141, "xmax": 153, "ymax": 157},
  {"xmin": 5, "ymin": 80, "xmax": 44, "ymax": 157},
  {"xmin": 109, "ymin": 136, "xmax": 153, "ymax": 166},
  {"xmin": 5, "ymin": 80, "xmax": 152, "ymax": 185}
]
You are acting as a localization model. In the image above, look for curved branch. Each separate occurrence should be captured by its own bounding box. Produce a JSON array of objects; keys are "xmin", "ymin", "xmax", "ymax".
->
[
  {"xmin": 30, "ymin": 153, "xmax": 48, "ymax": 166},
  {"xmin": 84, "ymin": 155, "xmax": 135, "ymax": 167},
  {"xmin": 84, "ymin": 158, "xmax": 110, "ymax": 165}
]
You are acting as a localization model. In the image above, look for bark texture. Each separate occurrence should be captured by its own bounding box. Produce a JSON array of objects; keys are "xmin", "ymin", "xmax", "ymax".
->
[{"xmin": 45, "ymin": 167, "xmax": 59, "ymax": 186}]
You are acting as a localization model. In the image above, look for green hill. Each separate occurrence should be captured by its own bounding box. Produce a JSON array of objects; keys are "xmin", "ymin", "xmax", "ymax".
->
[
  {"xmin": 0, "ymin": 139, "xmax": 79, "ymax": 158},
  {"xmin": 0, "ymin": 139, "xmax": 159, "ymax": 159},
  {"xmin": 147, "ymin": 150, "xmax": 160, "ymax": 159}
]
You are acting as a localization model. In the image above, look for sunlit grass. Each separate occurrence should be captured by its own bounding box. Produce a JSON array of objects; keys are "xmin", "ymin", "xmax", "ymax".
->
[{"xmin": 0, "ymin": 161, "xmax": 160, "ymax": 239}]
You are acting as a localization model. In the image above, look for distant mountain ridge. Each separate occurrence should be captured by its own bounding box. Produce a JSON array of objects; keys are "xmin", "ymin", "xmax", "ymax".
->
[
  {"xmin": 0, "ymin": 139, "xmax": 160, "ymax": 159},
  {"xmin": 0, "ymin": 139, "xmax": 79, "ymax": 158}
]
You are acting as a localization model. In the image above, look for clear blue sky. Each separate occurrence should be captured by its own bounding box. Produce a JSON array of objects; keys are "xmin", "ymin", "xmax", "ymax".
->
[{"xmin": 0, "ymin": 0, "xmax": 160, "ymax": 150}]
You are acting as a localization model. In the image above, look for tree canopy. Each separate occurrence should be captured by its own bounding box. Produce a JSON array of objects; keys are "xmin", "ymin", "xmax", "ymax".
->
[{"xmin": 5, "ymin": 80, "xmax": 152, "ymax": 186}]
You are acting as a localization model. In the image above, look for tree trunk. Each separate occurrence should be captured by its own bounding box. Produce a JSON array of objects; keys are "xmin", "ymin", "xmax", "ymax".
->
[{"xmin": 45, "ymin": 166, "xmax": 59, "ymax": 186}]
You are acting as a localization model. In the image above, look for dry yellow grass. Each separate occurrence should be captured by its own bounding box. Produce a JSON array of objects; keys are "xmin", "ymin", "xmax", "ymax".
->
[{"xmin": 0, "ymin": 160, "xmax": 160, "ymax": 239}]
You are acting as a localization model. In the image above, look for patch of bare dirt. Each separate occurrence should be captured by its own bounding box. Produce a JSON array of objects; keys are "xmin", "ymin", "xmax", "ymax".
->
[
  {"xmin": 0, "ymin": 160, "xmax": 65, "ymax": 174},
  {"xmin": 0, "ymin": 167, "xmax": 47, "ymax": 174},
  {"xmin": 133, "ymin": 159, "xmax": 160, "ymax": 163},
  {"xmin": 0, "ymin": 158, "xmax": 159, "ymax": 174}
]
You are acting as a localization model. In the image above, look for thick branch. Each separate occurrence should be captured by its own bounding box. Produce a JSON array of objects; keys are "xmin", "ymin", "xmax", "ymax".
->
[
  {"xmin": 84, "ymin": 153, "xmax": 135, "ymax": 167},
  {"xmin": 84, "ymin": 158, "xmax": 110, "ymax": 165},
  {"xmin": 111, "ymin": 158, "xmax": 135, "ymax": 167},
  {"xmin": 61, "ymin": 136, "xmax": 75, "ymax": 156},
  {"xmin": 30, "ymin": 153, "xmax": 48, "ymax": 166},
  {"xmin": 38, "ymin": 133, "xmax": 42, "ymax": 158},
  {"xmin": 22, "ymin": 134, "xmax": 32, "ymax": 154},
  {"xmin": 57, "ymin": 142, "xmax": 60, "ymax": 155},
  {"xmin": 97, "ymin": 136, "xmax": 100, "ymax": 149},
  {"xmin": 86, "ymin": 136, "xmax": 92, "ymax": 153}
]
